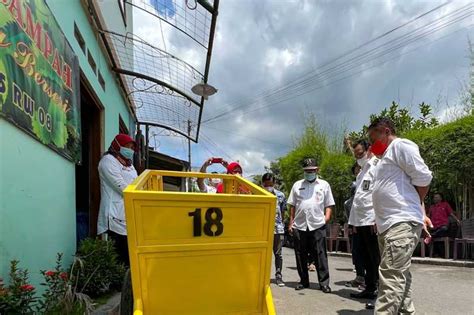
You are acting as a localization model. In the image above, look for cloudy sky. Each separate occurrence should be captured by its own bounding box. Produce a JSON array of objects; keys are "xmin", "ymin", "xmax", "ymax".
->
[{"xmin": 134, "ymin": 0, "xmax": 473, "ymax": 177}]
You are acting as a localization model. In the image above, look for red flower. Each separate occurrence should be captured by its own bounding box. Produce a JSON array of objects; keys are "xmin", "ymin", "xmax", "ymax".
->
[
  {"xmin": 45, "ymin": 271, "xmax": 56, "ymax": 277},
  {"xmin": 59, "ymin": 272, "xmax": 68, "ymax": 281},
  {"xmin": 20, "ymin": 284, "xmax": 35, "ymax": 292}
]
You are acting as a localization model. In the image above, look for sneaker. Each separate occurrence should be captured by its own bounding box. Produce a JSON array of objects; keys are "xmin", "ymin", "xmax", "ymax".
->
[
  {"xmin": 276, "ymin": 279, "xmax": 285, "ymax": 287},
  {"xmin": 309, "ymin": 263, "xmax": 317, "ymax": 272}
]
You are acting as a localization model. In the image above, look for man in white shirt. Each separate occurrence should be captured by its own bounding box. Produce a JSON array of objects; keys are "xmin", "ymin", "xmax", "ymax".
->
[
  {"xmin": 348, "ymin": 140, "xmax": 380, "ymax": 306},
  {"xmin": 288, "ymin": 158, "xmax": 335, "ymax": 293},
  {"xmin": 368, "ymin": 118, "xmax": 433, "ymax": 314}
]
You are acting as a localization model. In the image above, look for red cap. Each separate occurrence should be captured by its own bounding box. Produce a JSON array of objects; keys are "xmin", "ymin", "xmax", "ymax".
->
[
  {"xmin": 227, "ymin": 162, "xmax": 242, "ymax": 174},
  {"xmin": 111, "ymin": 134, "xmax": 137, "ymax": 151}
]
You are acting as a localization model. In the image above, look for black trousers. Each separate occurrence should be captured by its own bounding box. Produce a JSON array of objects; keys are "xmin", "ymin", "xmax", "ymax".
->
[
  {"xmin": 355, "ymin": 226, "xmax": 380, "ymax": 292},
  {"xmin": 273, "ymin": 234, "xmax": 284, "ymax": 280},
  {"xmin": 351, "ymin": 232, "xmax": 365, "ymax": 277},
  {"xmin": 108, "ymin": 230, "xmax": 130, "ymax": 267},
  {"xmin": 293, "ymin": 226, "xmax": 330, "ymax": 286},
  {"xmin": 430, "ymin": 225, "xmax": 449, "ymax": 238}
]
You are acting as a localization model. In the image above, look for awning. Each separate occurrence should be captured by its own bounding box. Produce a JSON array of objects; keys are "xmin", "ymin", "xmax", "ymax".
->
[{"xmin": 92, "ymin": 0, "xmax": 219, "ymax": 142}]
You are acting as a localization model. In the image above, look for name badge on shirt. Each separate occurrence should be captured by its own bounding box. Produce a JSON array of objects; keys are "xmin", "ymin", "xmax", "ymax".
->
[{"xmin": 362, "ymin": 180, "xmax": 371, "ymax": 191}]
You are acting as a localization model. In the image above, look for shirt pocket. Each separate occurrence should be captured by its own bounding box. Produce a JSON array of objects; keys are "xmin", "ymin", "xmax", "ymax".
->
[{"xmin": 315, "ymin": 189, "xmax": 324, "ymax": 203}]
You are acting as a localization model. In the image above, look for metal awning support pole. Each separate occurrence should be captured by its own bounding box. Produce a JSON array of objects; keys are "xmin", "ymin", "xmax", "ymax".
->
[{"xmin": 145, "ymin": 124, "xmax": 149, "ymax": 169}]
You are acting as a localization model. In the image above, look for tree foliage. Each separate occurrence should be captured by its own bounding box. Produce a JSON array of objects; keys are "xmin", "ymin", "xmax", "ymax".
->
[{"xmin": 348, "ymin": 101, "xmax": 438, "ymax": 141}]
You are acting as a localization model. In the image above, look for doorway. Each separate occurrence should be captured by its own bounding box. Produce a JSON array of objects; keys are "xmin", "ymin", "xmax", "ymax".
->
[{"xmin": 75, "ymin": 76, "xmax": 103, "ymax": 243}]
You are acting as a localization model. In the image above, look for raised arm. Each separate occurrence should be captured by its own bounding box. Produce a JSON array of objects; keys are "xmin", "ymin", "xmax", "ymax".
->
[{"xmin": 197, "ymin": 158, "xmax": 212, "ymax": 192}]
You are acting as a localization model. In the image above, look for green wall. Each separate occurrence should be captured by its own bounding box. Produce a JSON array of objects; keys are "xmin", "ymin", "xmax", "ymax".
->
[
  {"xmin": 0, "ymin": 119, "xmax": 76, "ymax": 287},
  {"xmin": 46, "ymin": 0, "xmax": 135, "ymax": 143},
  {"xmin": 0, "ymin": 0, "xmax": 135, "ymax": 288}
]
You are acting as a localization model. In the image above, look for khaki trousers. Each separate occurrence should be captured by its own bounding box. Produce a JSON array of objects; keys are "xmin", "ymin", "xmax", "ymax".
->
[{"xmin": 375, "ymin": 222, "xmax": 422, "ymax": 315}]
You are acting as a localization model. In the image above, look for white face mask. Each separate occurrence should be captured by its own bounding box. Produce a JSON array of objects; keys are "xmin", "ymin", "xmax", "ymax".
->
[
  {"xmin": 357, "ymin": 154, "xmax": 368, "ymax": 167},
  {"xmin": 264, "ymin": 186, "xmax": 274, "ymax": 193},
  {"xmin": 210, "ymin": 178, "xmax": 221, "ymax": 186}
]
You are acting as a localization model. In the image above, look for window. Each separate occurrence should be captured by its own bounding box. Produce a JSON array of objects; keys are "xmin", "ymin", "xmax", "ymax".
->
[
  {"xmin": 87, "ymin": 49, "xmax": 97, "ymax": 74},
  {"xmin": 74, "ymin": 23, "xmax": 85, "ymax": 54},
  {"xmin": 119, "ymin": 115, "xmax": 129, "ymax": 134},
  {"xmin": 98, "ymin": 71, "xmax": 105, "ymax": 91},
  {"xmin": 118, "ymin": 0, "xmax": 127, "ymax": 26}
]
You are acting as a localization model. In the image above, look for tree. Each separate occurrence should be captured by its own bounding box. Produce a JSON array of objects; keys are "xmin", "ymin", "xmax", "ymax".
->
[
  {"xmin": 278, "ymin": 113, "xmax": 328, "ymax": 196},
  {"xmin": 319, "ymin": 153, "xmax": 354, "ymax": 224},
  {"xmin": 348, "ymin": 101, "xmax": 438, "ymax": 141},
  {"xmin": 405, "ymin": 115, "xmax": 474, "ymax": 219}
]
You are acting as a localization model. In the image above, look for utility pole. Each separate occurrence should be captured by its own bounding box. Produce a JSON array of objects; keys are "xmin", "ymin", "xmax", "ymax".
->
[
  {"xmin": 187, "ymin": 120, "xmax": 192, "ymax": 171},
  {"xmin": 187, "ymin": 120, "xmax": 192, "ymax": 192}
]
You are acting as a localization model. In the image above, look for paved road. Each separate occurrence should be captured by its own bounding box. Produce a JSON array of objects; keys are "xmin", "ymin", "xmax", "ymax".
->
[{"xmin": 271, "ymin": 247, "xmax": 474, "ymax": 315}]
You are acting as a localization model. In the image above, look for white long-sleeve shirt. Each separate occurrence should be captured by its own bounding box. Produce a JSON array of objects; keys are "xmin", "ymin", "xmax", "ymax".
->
[
  {"xmin": 372, "ymin": 138, "xmax": 432, "ymax": 234},
  {"xmin": 349, "ymin": 156, "xmax": 378, "ymax": 227},
  {"xmin": 97, "ymin": 154, "xmax": 138, "ymax": 235}
]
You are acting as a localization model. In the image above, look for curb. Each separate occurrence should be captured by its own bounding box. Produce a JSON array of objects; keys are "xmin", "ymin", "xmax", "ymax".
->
[{"xmin": 328, "ymin": 252, "xmax": 474, "ymax": 268}]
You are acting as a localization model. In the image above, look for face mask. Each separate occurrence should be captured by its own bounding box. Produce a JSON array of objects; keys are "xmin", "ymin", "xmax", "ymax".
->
[
  {"xmin": 211, "ymin": 178, "xmax": 221, "ymax": 185},
  {"xmin": 120, "ymin": 147, "xmax": 135, "ymax": 160},
  {"xmin": 370, "ymin": 139, "xmax": 389, "ymax": 156},
  {"xmin": 304, "ymin": 172, "xmax": 317, "ymax": 182},
  {"xmin": 357, "ymin": 154, "xmax": 368, "ymax": 167},
  {"xmin": 264, "ymin": 186, "xmax": 274, "ymax": 193}
]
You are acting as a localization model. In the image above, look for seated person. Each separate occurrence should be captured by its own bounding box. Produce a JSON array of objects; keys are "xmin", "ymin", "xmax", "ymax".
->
[{"xmin": 427, "ymin": 192, "xmax": 460, "ymax": 239}]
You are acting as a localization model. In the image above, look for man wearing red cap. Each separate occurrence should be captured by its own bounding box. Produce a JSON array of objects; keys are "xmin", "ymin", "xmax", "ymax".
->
[{"xmin": 97, "ymin": 134, "xmax": 138, "ymax": 266}]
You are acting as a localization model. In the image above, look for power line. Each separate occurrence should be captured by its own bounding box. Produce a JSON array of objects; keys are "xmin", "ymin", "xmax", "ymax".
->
[
  {"xmin": 204, "ymin": 5, "xmax": 472, "ymax": 124},
  {"xmin": 203, "ymin": 3, "xmax": 472, "ymax": 124},
  {"xmin": 203, "ymin": 7, "xmax": 473, "ymax": 124},
  {"xmin": 210, "ymin": 22, "xmax": 474, "ymax": 122},
  {"xmin": 199, "ymin": 132, "xmax": 234, "ymax": 161},
  {"xmin": 204, "ymin": 125, "xmax": 291, "ymax": 147},
  {"xmin": 202, "ymin": 1, "xmax": 452, "ymax": 124}
]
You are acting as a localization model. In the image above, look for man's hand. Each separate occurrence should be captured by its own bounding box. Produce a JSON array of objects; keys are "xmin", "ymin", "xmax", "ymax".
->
[
  {"xmin": 424, "ymin": 215, "xmax": 433, "ymax": 230},
  {"xmin": 325, "ymin": 214, "xmax": 331, "ymax": 223},
  {"xmin": 288, "ymin": 222, "xmax": 294, "ymax": 235}
]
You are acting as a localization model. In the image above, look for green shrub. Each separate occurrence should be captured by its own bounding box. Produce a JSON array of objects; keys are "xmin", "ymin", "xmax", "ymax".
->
[
  {"xmin": 74, "ymin": 238, "xmax": 126, "ymax": 297},
  {"xmin": 38, "ymin": 254, "xmax": 94, "ymax": 314},
  {"xmin": 0, "ymin": 261, "xmax": 37, "ymax": 314}
]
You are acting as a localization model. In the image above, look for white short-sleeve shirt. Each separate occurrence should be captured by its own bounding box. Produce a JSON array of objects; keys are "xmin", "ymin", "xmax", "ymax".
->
[
  {"xmin": 372, "ymin": 138, "xmax": 432, "ymax": 233},
  {"xmin": 349, "ymin": 156, "xmax": 378, "ymax": 227},
  {"xmin": 287, "ymin": 178, "xmax": 335, "ymax": 231}
]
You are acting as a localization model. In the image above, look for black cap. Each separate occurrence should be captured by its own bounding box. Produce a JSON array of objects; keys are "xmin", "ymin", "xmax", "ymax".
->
[{"xmin": 302, "ymin": 158, "xmax": 318, "ymax": 170}]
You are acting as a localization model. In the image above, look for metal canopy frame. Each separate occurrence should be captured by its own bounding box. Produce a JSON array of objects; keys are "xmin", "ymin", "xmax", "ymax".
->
[{"xmin": 92, "ymin": 0, "xmax": 219, "ymax": 143}]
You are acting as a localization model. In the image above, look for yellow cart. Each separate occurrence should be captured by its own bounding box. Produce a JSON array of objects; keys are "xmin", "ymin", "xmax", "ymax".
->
[{"xmin": 121, "ymin": 170, "xmax": 277, "ymax": 315}]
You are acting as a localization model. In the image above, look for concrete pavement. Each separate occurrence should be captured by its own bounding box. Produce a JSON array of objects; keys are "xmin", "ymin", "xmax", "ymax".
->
[{"xmin": 271, "ymin": 247, "xmax": 474, "ymax": 315}]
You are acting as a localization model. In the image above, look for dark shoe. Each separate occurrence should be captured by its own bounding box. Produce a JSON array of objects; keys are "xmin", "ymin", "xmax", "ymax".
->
[
  {"xmin": 276, "ymin": 279, "xmax": 285, "ymax": 287},
  {"xmin": 345, "ymin": 277, "xmax": 365, "ymax": 288},
  {"xmin": 366, "ymin": 302, "xmax": 375, "ymax": 309},
  {"xmin": 321, "ymin": 285, "xmax": 331, "ymax": 293},
  {"xmin": 350, "ymin": 290, "xmax": 377, "ymax": 299},
  {"xmin": 295, "ymin": 283, "xmax": 309, "ymax": 290}
]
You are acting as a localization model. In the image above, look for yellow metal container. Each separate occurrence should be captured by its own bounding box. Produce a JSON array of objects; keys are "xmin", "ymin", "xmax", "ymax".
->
[{"xmin": 124, "ymin": 170, "xmax": 277, "ymax": 315}]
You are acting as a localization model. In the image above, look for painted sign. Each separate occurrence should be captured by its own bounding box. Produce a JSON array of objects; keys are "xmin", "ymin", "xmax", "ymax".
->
[{"xmin": 0, "ymin": 0, "xmax": 81, "ymax": 162}]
